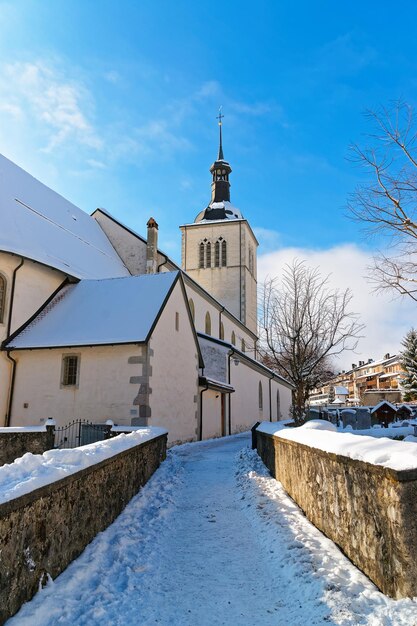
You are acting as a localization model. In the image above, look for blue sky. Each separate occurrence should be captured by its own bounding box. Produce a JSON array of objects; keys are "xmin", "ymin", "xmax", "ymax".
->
[{"xmin": 1, "ymin": 0, "xmax": 417, "ymax": 363}]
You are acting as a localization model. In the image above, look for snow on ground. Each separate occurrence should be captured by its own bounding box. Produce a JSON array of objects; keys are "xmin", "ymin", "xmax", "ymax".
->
[{"xmin": 6, "ymin": 434, "xmax": 417, "ymax": 625}]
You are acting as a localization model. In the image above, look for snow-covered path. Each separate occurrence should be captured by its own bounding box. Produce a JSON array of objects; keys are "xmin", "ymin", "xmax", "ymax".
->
[{"xmin": 7, "ymin": 434, "xmax": 417, "ymax": 625}]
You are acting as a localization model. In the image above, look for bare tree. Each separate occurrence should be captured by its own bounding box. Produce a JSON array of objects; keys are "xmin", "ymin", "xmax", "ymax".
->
[
  {"xmin": 348, "ymin": 100, "xmax": 417, "ymax": 300},
  {"xmin": 259, "ymin": 261, "xmax": 364, "ymax": 422}
]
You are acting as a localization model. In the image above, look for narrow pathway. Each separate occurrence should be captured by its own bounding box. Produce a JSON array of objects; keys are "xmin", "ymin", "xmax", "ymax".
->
[{"xmin": 7, "ymin": 434, "xmax": 417, "ymax": 625}]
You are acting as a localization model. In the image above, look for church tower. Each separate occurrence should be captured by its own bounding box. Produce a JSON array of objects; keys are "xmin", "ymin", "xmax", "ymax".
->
[{"xmin": 180, "ymin": 114, "xmax": 258, "ymax": 335}]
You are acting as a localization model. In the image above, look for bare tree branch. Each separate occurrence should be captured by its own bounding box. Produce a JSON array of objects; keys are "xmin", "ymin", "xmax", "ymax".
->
[
  {"xmin": 258, "ymin": 260, "xmax": 364, "ymax": 422},
  {"xmin": 348, "ymin": 100, "xmax": 417, "ymax": 298}
]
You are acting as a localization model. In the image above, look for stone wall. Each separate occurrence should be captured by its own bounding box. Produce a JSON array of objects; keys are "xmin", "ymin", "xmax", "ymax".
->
[
  {"xmin": 0, "ymin": 426, "xmax": 54, "ymax": 466},
  {"xmin": 256, "ymin": 430, "xmax": 417, "ymax": 599},
  {"xmin": 0, "ymin": 432, "xmax": 167, "ymax": 624}
]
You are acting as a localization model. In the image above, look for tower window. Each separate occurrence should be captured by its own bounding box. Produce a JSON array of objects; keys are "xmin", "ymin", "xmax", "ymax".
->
[
  {"xmin": 205, "ymin": 312, "xmax": 211, "ymax": 336},
  {"xmin": 241, "ymin": 339, "xmax": 246, "ymax": 353},
  {"xmin": 220, "ymin": 322, "xmax": 224, "ymax": 340},
  {"xmin": 199, "ymin": 243, "xmax": 205, "ymax": 268},
  {"xmin": 175, "ymin": 312, "xmax": 179, "ymax": 331},
  {"xmin": 0, "ymin": 274, "xmax": 6, "ymax": 324},
  {"xmin": 221, "ymin": 240, "xmax": 227, "ymax": 267},
  {"xmin": 206, "ymin": 242, "xmax": 211, "ymax": 268},
  {"xmin": 215, "ymin": 241, "xmax": 220, "ymax": 267},
  {"xmin": 231, "ymin": 331, "xmax": 236, "ymax": 346}
]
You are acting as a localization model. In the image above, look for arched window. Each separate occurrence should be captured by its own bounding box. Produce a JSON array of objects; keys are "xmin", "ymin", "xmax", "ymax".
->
[
  {"xmin": 277, "ymin": 389, "xmax": 281, "ymax": 420},
  {"xmin": 215, "ymin": 241, "xmax": 220, "ymax": 267},
  {"xmin": 221, "ymin": 240, "xmax": 227, "ymax": 266},
  {"xmin": 241, "ymin": 339, "xmax": 245, "ymax": 353},
  {"xmin": 231, "ymin": 331, "xmax": 236, "ymax": 346},
  {"xmin": 199, "ymin": 243, "xmax": 205, "ymax": 268},
  {"xmin": 0, "ymin": 274, "xmax": 5, "ymax": 324},
  {"xmin": 205, "ymin": 312, "xmax": 211, "ymax": 335},
  {"xmin": 189, "ymin": 298, "xmax": 195, "ymax": 322},
  {"xmin": 220, "ymin": 322, "xmax": 224, "ymax": 340},
  {"xmin": 259, "ymin": 381, "xmax": 263, "ymax": 411},
  {"xmin": 206, "ymin": 242, "xmax": 211, "ymax": 268}
]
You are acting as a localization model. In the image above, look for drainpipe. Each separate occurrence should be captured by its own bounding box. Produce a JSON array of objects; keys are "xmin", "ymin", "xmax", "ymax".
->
[
  {"xmin": 4, "ymin": 257, "xmax": 24, "ymax": 427},
  {"xmin": 7, "ymin": 257, "xmax": 24, "ymax": 337},
  {"xmin": 228, "ymin": 348, "xmax": 236, "ymax": 435},
  {"xmin": 4, "ymin": 351, "xmax": 16, "ymax": 427},
  {"xmin": 269, "ymin": 376, "xmax": 272, "ymax": 422},
  {"xmin": 200, "ymin": 381, "xmax": 209, "ymax": 441}
]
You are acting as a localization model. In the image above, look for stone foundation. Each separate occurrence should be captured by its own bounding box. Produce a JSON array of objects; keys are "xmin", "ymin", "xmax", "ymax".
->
[
  {"xmin": 0, "ymin": 432, "xmax": 167, "ymax": 624},
  {"xmin": 256, "ymin": 429, "xmax": 417, "ymax": 599}
]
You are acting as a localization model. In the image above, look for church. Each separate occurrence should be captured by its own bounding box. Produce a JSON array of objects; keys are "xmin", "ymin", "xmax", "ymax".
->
[{"xmin": 0, "ymin": 122, "xmax": 293, "ymax": 445}]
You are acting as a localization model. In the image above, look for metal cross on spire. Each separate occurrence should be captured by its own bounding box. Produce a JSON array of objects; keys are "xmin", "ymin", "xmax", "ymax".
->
[{"xmin": 216, "ymin": 106, "xmax": 224, "ymax": 160}]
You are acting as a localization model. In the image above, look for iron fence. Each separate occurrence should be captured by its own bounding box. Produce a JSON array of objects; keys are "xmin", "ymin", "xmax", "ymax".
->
[{"xmin": 54, "ymin": 419, "xmax": 111, "ymax": 449}]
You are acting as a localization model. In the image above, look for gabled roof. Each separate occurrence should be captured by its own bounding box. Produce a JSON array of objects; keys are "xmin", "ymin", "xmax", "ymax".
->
[
  {"xmin": 370, "ymin": 400, "xmax": 397, "ymax": 413},
  {"xmin": 0, "ymin": 154, "xmax": 129, "ymax": 279},
  {"xmin": 4, "ymin": 272, "xmax": 180, "ymax": 349}
]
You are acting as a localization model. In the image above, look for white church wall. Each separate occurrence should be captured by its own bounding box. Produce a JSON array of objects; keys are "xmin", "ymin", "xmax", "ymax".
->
[
  {"xmin": 9, "ymin": 344, "xmax": 144, "ymax": 427},
  {"xmin": 228, "ymin": 361, "xmax": 292, "ymax": 433},
  {"xmin": 149, "ymin": 280, "xmax": 200, "ymax": 445},
  {"xmin": 0, "ymin": 252, "xmax": 66, "ymax": 426}
]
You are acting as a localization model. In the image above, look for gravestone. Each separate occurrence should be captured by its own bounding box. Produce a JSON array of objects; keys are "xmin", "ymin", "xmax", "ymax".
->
[
  {"xmin": 341, "ymin": 408, "xmax": 357, "ymax": 430},
  {"xmin": 356, "ymin": 407, "xmax": 371, "ymax": 430}
]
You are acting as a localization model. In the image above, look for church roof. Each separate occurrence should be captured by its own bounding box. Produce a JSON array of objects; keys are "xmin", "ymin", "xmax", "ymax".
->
[
  {"xmin": 5, "ymin": 272, "xmax": 179, "ymax": 349},
  {"xmin": 0, "ymin": 154, "xmax": 129, "ymax": 279}
]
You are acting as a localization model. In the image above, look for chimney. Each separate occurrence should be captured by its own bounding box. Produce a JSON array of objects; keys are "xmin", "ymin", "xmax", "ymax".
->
[
  {"xmin": 384, "ymin": 353, "xmax": 390, "ymax": 359},
  {"xmin": 368, "ymin": 358, "xmax": 373, "ymax": 364},
  {"xmin": 352, "ymin": 364, "xmax": 357, "ymax": 370},
  {"xmin": 146, "ymin": 217, "xmax": 158, "ymax": 274},
  {"xmin": 358, "ymin": 360, "xmax": 365, "ymax": 367}
]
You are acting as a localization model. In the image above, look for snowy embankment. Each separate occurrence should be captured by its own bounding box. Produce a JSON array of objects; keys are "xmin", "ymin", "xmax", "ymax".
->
[
  {"xmin": 0, "ymin": 427, "xmax": 167, "ymax": 504},
  {"xmin": 6, "ymin": 434, "xmax": 417, "ymax": 625},
  {"xmin": 258, "ymin": 420, "xmax": 417, "ymax": 471}
]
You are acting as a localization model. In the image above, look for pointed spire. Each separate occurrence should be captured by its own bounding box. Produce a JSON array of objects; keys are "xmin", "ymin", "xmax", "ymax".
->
[{"xmin": 216, "ymin": 107, "xmax": 224, "ymax": 160}]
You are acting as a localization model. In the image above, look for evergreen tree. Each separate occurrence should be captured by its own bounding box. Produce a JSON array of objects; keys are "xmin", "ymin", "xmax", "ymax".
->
[{"xmin": 400, "ymin": 328, "xmax": 417, "ymax": 401}]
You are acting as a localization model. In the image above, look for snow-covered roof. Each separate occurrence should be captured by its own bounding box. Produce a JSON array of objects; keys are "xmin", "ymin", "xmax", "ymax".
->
[
  {"xmin": 334, "ymin": 386, "xmax": 349, "ymax": 395},
  {"xmin": 201, "ymin": 201, "xmax": 243, "ymax": 221},
  {"xmin": 6, "ymin": 272, "xmax": 179, "ymax": 349},
  {"xmin": 0, "ymin": 154, "xmax": 129, "ymax": 279},
  {"xmin": 370, "ymin": 400, "xmax": 397, "ymax": 413}
]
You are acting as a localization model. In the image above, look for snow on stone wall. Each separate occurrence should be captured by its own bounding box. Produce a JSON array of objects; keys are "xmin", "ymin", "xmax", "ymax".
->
[{"xmin": 0, "ymin": 429, "xmax": 167, "ymax": 623}]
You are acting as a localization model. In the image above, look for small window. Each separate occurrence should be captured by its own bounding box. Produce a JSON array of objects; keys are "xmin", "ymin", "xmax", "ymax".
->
[
  {"xmin": 277, "ymin": 389, "xmax": 281, "ymax": 420},
  {"xmin": 231, "ymin": 331, "xmax": 236, "ymax": 346},
  {"xmin": 189, "ymin": 298, "xmax": 195, "ymax": 322},
  {"xmin": 221, "ymin": 240, "xmax": 227, "ymax": 266},
  {"xmin": 206, "ymin": 242, "xmax": 211, "ymax": 268},
  {"xmin": 175, "ymin": 312, "xmax": 179, "ymax": 331},
  {"xmin": 220, "ymin": 322, "xmax": 224, "ymax": 340},
  {"xmin": 61, "ymin": 355, "xmax": 79, "ymax": 387},
  {"xmin": 241, "ymin": 339, "xmax": 245, "ymax": 352},
  {"xmin": 205, "ymin": 312, "xmax": 211, "ymax": 335},
  {"xmin": 0, "ymin": 274, "xmax": 5, "ymax": 324},
  {"xmin": 199, "ymin": 243, "xmax": 205, "ymax": 268},
  {"xmin": 259, "ymin": 381, "xmax": 263, "ymax": 411}
]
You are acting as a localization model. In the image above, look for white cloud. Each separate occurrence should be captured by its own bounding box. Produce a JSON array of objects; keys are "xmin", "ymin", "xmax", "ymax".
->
[
  {"xmin": 0, "ymin": 61, "xmax": 102, "ymax": 152},
  {"xmin": 258, "ymin": 243, "xmax": 416, "ymax": 370}
]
